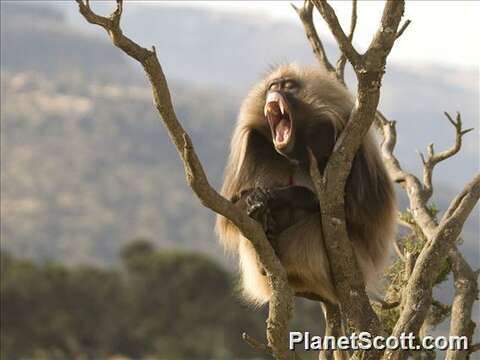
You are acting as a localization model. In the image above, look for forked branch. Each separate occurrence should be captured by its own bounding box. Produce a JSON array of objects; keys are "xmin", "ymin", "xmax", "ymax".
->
[
  {"xmin": 378, "ymin": 109, "xmax": 479, "ymax": 360},
  {"xmin": 304, "ymin": 4, "xmax": 405, "ymax": 359},
  {"xmin": 379, "ymin": 118, "xmax": 438, "ymax": 237},
  {"xmin": 291, "ymin": 0, "xmax": 335, "ymax": 73},
  {"xmin": 335, "ymin": 0, "xmax": 357, "ymax": 82},
  {"xmin": 419, "ymin": 112, "xmax": 473, "ymax": 201},
  {"xmin": 297, "ymin": 2, "xmax": 478, "ymax": 360},
  {"xmin": 312, "ymin": 0, "xmax": 361, "ymax": 68},
  {"xmin": 75, "ymin": 1, "xmax": 295, "ymax": 359}
]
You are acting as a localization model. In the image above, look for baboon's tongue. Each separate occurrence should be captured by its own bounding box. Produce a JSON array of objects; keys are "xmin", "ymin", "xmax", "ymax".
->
[{"xmin": 275, "ymin": 118, "xmax": 291, "ymax": 144}]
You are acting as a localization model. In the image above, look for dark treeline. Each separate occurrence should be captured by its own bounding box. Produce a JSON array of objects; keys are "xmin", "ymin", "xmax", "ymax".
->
[
  {"xmin": 1, "ymin": 240, "xmax": 323, "ymax": 360},
  {"xmin": 1, "ymin": 239, "xmax": 266, "ymax": 359}
]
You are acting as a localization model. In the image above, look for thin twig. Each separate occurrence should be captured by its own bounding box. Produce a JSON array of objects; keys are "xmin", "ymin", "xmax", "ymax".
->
[
  {"xmin": 336, "ymin": 0, "xmax": 357, "ymax": 83},
  {"xmin": 419, "ymin": 112, "xmax": 474, "ymax": 201},
  {"xmin": 372, "ymin": 299, "xmax": 401, "ymax": 310},
  {"xmin": 398, "ymin": 218, "xmax": 414, "ymax": 231},
  {"xmin": 469, "ymin": 343, "xmax": 480, "ymax": 354},
  {"xmin": 321, "ymin": 302, "xmax": 345, "ymax": 360},
  {"xmin": 312, "ymin": 0, "xmax": 361, "ymax": 67},
  {"xmin": 396, "ymin": 19, "xmax": 412, "ymax": 39},
  {"xmin": 393, "ymin": 239, "xmax": 406, "ymax": 262},
  {"xmin": 242, "ymin": 333, "xmax": 274, "ymax": 357},
  {"xmin": 242, "ymin": 333, "xmax": 304, "ymax": 360},
  {"xmin": 291, "ymin": 1, "xmax": 335, "ymax": 73}
]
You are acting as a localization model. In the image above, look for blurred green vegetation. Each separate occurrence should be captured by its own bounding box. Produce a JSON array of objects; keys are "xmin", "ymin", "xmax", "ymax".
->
[
  {"xmin": 1, "ymin": 239, "xmax": 264, "ymax": 359},
  {"xmin": 1, "ymin": 239, "xmax": 324, "ymax": 360}
]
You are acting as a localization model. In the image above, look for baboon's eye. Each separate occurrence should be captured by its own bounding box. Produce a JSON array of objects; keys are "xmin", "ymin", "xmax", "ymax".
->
[
  {"xmin": 268, "ymin": 79, "xmax": 299, "ymax": 92},
  {"xmin": 268, "ymin": 82, "xmax": 280, "ymax": 91},
  {"xmin": 284, "ymin": 80, "xmax": 299, "ymax": 91}
]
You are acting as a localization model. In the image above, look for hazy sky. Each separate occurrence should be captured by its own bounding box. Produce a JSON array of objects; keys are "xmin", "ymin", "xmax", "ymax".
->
[{"xmin": 157, "ymin": 1, "xmax": 479, "ymax": 69}]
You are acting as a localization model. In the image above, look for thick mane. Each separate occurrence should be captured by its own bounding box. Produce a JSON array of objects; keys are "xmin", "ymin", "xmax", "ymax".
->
[
  {"xmin": 221, "ymin": 125, "xmax": 252, "ymax": 199},
  {"xmin": 346, "ymin": 132, "xmax": 397, "ymax": 268},
  {"xmin": 216, "ymin": 124, "xmax": 251, "ymax": 252}
]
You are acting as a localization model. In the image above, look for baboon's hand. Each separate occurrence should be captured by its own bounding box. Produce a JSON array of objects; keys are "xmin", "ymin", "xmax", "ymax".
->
[
  {"xmin": 243, "ymin": 188, "xmax": 279, "ymax": 242},
  {"xmin": 245, "ymin": 187, "xmax": 270, "ymax": 219},
  {"xmin": 245, "ymin": 188, "xmax": 280, "ymax": 277}
]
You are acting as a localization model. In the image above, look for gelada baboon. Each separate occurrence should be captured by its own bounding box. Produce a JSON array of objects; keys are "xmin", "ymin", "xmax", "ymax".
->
[{"xmin": 216, "ymin": 64, "xmax": 396, "ymax": 305}]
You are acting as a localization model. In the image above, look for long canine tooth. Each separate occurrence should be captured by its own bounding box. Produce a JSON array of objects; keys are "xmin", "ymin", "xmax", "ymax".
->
[
  {"xmin": 279, "ymin": 100, "xmax": 285, "ymax": 115},
  {"xmin": 264, "ymin": 104, "xmax": 268, "ymax": 117}
]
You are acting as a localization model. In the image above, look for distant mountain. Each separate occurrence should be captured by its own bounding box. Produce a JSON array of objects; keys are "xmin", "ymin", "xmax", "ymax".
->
[
  {"xmin": 1, "ymin": 67, "xmax": 241, "ymax": 264},
  {"xmin": 0, "ymin": 2, "xmax": 133, "ymax": 82},
  {"xmin": 1, "ymin": 2, "xmax": 478, "ymax": 268}
]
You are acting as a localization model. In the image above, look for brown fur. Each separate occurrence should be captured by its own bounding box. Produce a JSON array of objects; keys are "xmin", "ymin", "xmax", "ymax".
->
[{"xmin": 216, "ymin": 64, "xmax": 397, "ymax": 305}]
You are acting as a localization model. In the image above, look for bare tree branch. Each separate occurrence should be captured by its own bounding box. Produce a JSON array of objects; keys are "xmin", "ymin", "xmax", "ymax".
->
[
  {"xmin": 385, "ymin": 175, "xmax": 480, "ymax": 360},
  {"xmin": 376, "ymin": 103, "xmax": 479, "ymax": 360},
  {"xmin": 402, "ymin": 252, "xmax": 416, "ymax": 282},
  {"xmin": 242, "ymin": 332, "xmax": 304, "ymax": 360},
  {"xmin": 312, "ymin": 1, "xmax": 361, "ymax": 67},
  {"xmin": 419, "ymin": 112, "xmax": 473, "ymax": 201},
  {"xmin": 295, "ymin": 2, "xmax": 478, "ymax": 360},
  {"xmin": 335, "ymin": 0, "xmax": 357, "ymax": 83},
  {"xmin": 446, "ymin": 247, "xmax": 479, "ymax": 360},
  {"xmin": 373, "ymin": 300, "xmax": 401, "ymax": 310},
  {"xmin": 292, "ymin": 1, "xmax": 395, "ymax": 143},
  {"xmin": 242, "ymin": 332, "xmax": 274, "ymax": 358},
  {"xmin": 301, "ymin": 3, "xmax": 405, "ymax": 359},
  {"xmin": 395, "ymin": 19, "xmax": 411, "ymax": 39},
  {"xmin": 379, "ymin": 118, "xmax": 438, "ymax": 237},
  {"xmin": 393, "ymin": 238, "xmax": 406, "ymax": 262},
  {"xmin": 75, "ymin": 1, "xmax": 296, "ymax": 359},
  {"xmin": 320, "ymin": 302, "xmax": 346, "ymax": 360},
  {"xmin": 442, "ymin": 174, "xmax": 480, "ymax": 226},
  {"xmin": 291, "ymin": 1, "xmax": 335, "ymax": 73},
  {"xmin": 469, "ymin": 343, "xmax": 480, "ymax": 354},
  {"xmin": 377, "ymin": 100, "xmax": 478, "ymax": 360}
]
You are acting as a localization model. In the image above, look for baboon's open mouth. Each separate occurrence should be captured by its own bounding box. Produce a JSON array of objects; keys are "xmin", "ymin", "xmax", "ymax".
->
[{"xmin": 264, "ymin": 92, "xmax": 293, "ymax": 150}]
